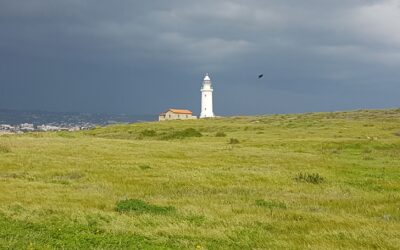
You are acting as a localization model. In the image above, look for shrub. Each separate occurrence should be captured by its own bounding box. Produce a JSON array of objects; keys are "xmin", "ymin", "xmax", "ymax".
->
[
  {"xmin": 215, "ymin": 131, "xmax": 226, "ymax": 137},
  {"xmin": 229, "ymin": 138, "xmax": 240, "ymax": 144},
  {"xmin": 115, "ymin": 199, "xmax": 175, "ymax": 214},
  {"xmin": 255, "ymin": 199, "xmax": 287, "ymax": 209},
  {"xmin": 139, "ymin": 165, "xmax": 151, "ymax": 170},
  {"xmin": 140, "ymin": 129, "xmax": 157, "ymax": 137},
  {"xmin": 295, "ymin": 172, "xmax": 324, "ymax": 184},
  {"xmin": 394, "ymin": 131, "xmax": 400, "ymax": 137},
  {"xmin": 162, "ymin": 128, "xmax": 202, "ymax": 140}
]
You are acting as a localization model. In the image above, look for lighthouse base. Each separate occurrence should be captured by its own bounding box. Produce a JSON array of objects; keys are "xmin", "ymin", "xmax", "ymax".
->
[{"xmin": 200, "ymin": 113, "xmax": 215, "ymax": 119}]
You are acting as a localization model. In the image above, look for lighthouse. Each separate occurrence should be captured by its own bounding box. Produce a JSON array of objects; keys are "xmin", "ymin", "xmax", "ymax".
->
[{"xmin": 200, "ymin": 73, "xmax": 215, "ymax": 118}]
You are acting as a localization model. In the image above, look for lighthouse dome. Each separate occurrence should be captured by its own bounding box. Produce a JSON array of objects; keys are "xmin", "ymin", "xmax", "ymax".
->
[{"xmin": 204, "ymin": 73, "xmax": 211, "ymax": 81}]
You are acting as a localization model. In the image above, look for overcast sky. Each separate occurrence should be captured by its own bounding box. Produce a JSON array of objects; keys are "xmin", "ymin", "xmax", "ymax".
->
[{"xmin": 0, "ymin": 0, "xmax": 399, "ymax": 115}]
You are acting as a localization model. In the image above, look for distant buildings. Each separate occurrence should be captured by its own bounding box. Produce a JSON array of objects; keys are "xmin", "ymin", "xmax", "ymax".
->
[
  {"xmin": 0, "ymin": 123, "xmax": 94, "ymax": 134},
  {"xmin": 159, "ymin": 109, "xmax": 197, "ymax": 121},
  {"xmin": 20, "ymin": 123, "xmax": 35, "ymax": 132},
  {"xmin": 0, "ymin": 124, "xmax": 13, "ymax": 131},
  {"xmin": 37, "ymin": 125, "xmax": 65, "ymax": 131}
]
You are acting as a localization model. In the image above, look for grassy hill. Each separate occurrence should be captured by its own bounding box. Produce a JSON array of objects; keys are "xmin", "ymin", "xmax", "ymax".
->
[{"xmin": 0, "ymin": 109, "xmax": 399, "ymax": 249}]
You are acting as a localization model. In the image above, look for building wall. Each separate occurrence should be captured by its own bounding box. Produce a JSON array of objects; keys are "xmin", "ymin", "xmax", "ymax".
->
[
  {"xmin": 159, "ymin": 111, "xmax": 197, "ymax": 121},
  {"xmin": 159, "ymin": 115, "xmax": 166, "ymax": 121}
]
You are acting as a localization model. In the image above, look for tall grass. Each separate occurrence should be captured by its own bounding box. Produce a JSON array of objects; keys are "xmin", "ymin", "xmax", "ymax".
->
[{"xmin": 0, "ymin": 109, "xmax": 399, "ymax": 249}]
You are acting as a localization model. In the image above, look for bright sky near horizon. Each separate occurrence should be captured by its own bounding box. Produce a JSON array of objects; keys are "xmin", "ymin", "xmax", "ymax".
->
[{"xmin": 1, "ymin": 0, "xmax": 399, "ymax": 115}]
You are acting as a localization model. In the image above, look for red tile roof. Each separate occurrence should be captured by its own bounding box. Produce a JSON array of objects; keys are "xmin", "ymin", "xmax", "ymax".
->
[{"xmin": 160, "ymin": 109, "xmax": 193, "ymax": 115}]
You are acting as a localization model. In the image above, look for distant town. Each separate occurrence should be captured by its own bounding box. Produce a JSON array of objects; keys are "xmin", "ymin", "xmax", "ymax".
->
[
  {"xmin": 0, "ymin": 109, "xmax": 156, "ymax": 134},
  {"xmin": 0, "ymin": 122, "xmax": 96, "ymax": 134}
]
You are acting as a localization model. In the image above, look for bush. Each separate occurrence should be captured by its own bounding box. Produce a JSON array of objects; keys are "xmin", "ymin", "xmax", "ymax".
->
[
  {"xmin": 228, "ymin": 138, "xmax": 240, "ymax": 144},
  {"xmin": 394, "ymin": 131, "xmax": 400, "ymax": 137},
  {"xmin": 295, "ymin": 172, "xmax": 324, "ymax": 184},
  {"xmin": 215, "ymin": 131, "xmax": 226, "ymax": 137},
  {"xmin": 115, "ymin": 199, "xmax": 175, "ymax": 214},
  {"xmin": 162, "ymin": 128, "xmax": 202, "ymax": 140},
  {"xmin": 140, "ymin": 129, "xmax": 157, "ymax": 137},
  {"xmin": 139, "ymin": 165, "xmax": 151, "ymax": 170}
]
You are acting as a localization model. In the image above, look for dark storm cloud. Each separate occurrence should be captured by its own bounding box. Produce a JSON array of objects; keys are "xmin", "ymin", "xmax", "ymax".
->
[{"xmin": 1, "ymin": 0, "xmax": 399, "ymax": 114}]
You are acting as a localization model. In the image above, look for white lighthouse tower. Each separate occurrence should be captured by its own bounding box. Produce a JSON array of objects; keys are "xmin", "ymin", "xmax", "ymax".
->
[{"xmin": 200, "ymin": 73, "xmax": 215, "ymax": 118}]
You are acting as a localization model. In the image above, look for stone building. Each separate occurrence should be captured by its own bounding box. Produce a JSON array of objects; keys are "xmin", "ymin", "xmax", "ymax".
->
[{"xmin": 159, "ymin": 109, "xmax": 197, "ymax": 121}]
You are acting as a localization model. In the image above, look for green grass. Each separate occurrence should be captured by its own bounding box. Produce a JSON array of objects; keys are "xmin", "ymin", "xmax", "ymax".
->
[
  {"xmin": 0, "ymin": 109, "xmax": 400, "ymax": 249},
  {"xmin": 115, "ymin": 199, "xmax": 175, "ymax": 214},
  {"xmin": 161, "ymin": 127, "xmax": 202, "ymax": 140},
  {"xmin": 0, "ymin": 143, "xmax": 11, "ymax": 153},
  {"xmin": 255, "ymin": 199, "xmax": 287, "ymax": 209}
]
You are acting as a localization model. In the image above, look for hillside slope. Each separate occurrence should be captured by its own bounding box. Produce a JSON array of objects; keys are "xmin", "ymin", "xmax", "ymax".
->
[{"xmin": 0, "ymin": 109, "xmax": 399, "ymax": 249}]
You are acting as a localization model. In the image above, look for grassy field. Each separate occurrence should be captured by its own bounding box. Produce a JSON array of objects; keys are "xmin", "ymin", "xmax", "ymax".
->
[{"xmin": 0, "ymin": 109, "xmax": 399, "ymax": 249}]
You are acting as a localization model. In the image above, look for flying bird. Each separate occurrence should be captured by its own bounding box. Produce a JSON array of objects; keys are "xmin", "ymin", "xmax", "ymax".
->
[{"xmin": 258, "ymin": 74, "xmax": 264, "ymax": 79}]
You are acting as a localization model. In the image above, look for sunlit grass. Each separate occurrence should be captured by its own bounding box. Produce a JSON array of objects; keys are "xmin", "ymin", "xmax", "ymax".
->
[{"xmin": 0, "ymin": 109, "xmax": 399, "ymax": 249}]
